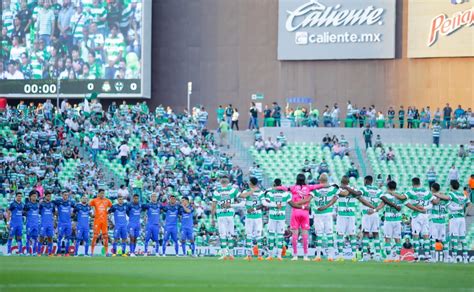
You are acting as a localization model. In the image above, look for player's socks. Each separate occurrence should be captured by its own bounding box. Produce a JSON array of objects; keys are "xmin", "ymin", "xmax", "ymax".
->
[
  {"xmin": 65, "ymin": 240, "xmax": 70, "ymax": 255},
  {"xmin": 384, "ymin": 242, "xmax": 391, "ymax": 259},
  {"xmin": 451, "ymin": 237, "xmax": 459, "ymax": 260},
  {"xmin": 26, "ymin": 236, "xmax": 31, "ymax": 254},
  {"xmin": 460, "ymin": 236, "xmax": 468, "ymax": 261},
  {"xmin": 85, "ymin": 241, "xmax": 89, "ymax": 255},
  {"xmin": 155, "ymin": 242, "xmax": 160, "ymax": 254},
  {"xmin": 246, "ymin": 238, "xmax": 252, "ymax": 256},
  {"xmin": 104, "ymin": 238, "xmax": 109, "ymax": 255},
  {"xmin": 7, "ymin": 239, "xmax": 12, "ymax": 254},
  {"xmin": 257, "ymin": 237, "xmax": 263, "ymax": 256},
  {"xmin": 422, "ymin": 238, "xmax": 430, "ymax": 258},
  {"xmin": 121, "ymin": 243, "xmax": 126, "ymax": 254},
  {"xmin": 268, "ymin": 233, "xmax": 275, "ymax": 255},
  {"xmin": 291, "ymin": 233, "xmax": 298, "ymax": 255},
  {"xmin": 362, "ymin": 238, "xmax": 369, "ymax": 258},
  {"xmin": 219, "ymin": 237, "xmax": 227, "ymax": 256},
  {"xmin": 327, "ymin": 234, "xmax": 334, "ymax": 258},
  {"xmin": 190, "ymin": 242, "xmax": 195, "ymax": 255},
  {"xmin": 395, "ymin": 242, "xmax": 401, "ymax": 260},
  {"xmin": 302, "ymin": 233, "xmax": 309, "ymax": 256},
  {"xmin": 75, "ymin": 241, "xmax": 80, "ymax": 256},
  {"xmin": 374, "ymin": 238, "xmax": 381, "ymax": 258},
  {"xmin": 336, "ymin": 235, "xmax": 344, "ymax": 256},
  {"xmin": 113, "ymin": 242, "xmax": 118, "ymax": 254},
  {"xmin": 350, "ymin": 237, "xmax": 357, "ymax": 255},
  {"xmin": 315, "ymin": 237, "xmax": 322, "ymax": 258},
  {"xmin": 276, "ymin": 234, "xmax": 284, "ymax": 257},
  {"xmin": 33, "ymin": 239, "xmax": 38, "ymax": 254},
  {"xmin": 413, "ymin": 237, "xmax": 420, "ymax": 258},
  {"xmin": 145, "ymin": 239, "xmax": 150, "ymax": 254},
  {"xmin": 181, "ymin": 241, "xmax": 187, "ymax": 255},
  {"xmin": 47, "ymin": 242, "xmax": 53, "ymax": 255},
  {"xmin": 91, "ymin": 237, "xmax": 96, "ymax": 256},
  {"xmin": 228, "ymin": 238, "xmax": 235, "ymax": 256},
  {"xmin": 174, "ymin": 240, "xmax": 179, "ymax": 255},
  {"xmin": 17, "ymin": 240, "xmax": 23, "ymax": 255}
]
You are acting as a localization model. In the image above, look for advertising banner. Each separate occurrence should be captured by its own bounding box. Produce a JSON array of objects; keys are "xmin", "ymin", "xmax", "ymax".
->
[
  {"xmin": 278, "ymin": 0, "xmax": 397, "ymax": 60},
  {"xmin": 408, "ymin": 0, "xmax": 474, "ymax": 58}
]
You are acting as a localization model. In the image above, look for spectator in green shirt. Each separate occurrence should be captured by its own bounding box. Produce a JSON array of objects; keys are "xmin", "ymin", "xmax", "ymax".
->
[{"xmin": 216, "ymin": 105, "xmax": 225, "ymax": 125}]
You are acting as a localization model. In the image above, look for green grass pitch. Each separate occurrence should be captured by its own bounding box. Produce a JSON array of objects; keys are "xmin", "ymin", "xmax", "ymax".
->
[{"xmin": 0, "ymin": 257, "xmax": 473, "ymax": 291}]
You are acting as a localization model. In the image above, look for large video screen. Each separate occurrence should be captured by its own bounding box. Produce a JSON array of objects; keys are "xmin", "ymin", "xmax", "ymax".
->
[{"xmin": 0, "ymin": 0, "xmax": 151, "ymax": 98}]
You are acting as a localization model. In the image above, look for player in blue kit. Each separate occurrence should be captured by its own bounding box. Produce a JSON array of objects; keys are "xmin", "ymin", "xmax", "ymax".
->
[
  {"xmin": 180, "ymin": 196, "xmax": 195, "ymax": 256},
  {"xmin": 24, "ymin": 191, "xmax": 40, "ymax": 256},
  {"xmin": 143, "ymin": 193, "xmax": 162, "ymax": 256},
  {"xmin": 74, "ymin": 195, "xmax": 92, "ymax": 257},
  {"xmin": 54, "ymin": 191, "xmax": 75, "ymax": 256},
  {"xmin": 6, "ymin": 192, "xmax": 24, "ymax": 256},
  {"xmin": 162, "ymin": 194, "xmax": 180, "ymax": 256},
  {"xmin": 39, "ymin": 191, "xmax": 55, "ymax": 256},
  {"xmin": 127, "ymin": 194, "xmax": 142, "ymax": 257},
  {"xmin": 109, "ymin": 195, "xmax": 129, "ymax": 256}
]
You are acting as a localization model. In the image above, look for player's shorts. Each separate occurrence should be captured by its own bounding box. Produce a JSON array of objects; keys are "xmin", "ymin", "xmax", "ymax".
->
[
  {"xmin": 114, "ymin": 225, "xmax": 128, "ymax": 240},
  {"xmin": 76, "ymin": 225, "xmax": 90, "ymax": 241},
  {"xmin": 411, "ymin": 214, "xmax": 429, "ymax": 236},
  {"xmin": 217, "ymin": 216, "xmax": 234, "ymax": 238},
  {"xmin": 93, "ymin": 220, "xmax": 108, "ymax": 236},
  {"xmin": 383, "ymin": 221, "xmax": 401, "ymax": 239},
  {"xmin": 26, "ymin": 225, "xmax": 39, "ymax": 237},
  {"xmin": 181, "ymin": 227, "xmax": 194, "ymax": 241},
  {"xmin": 429, "ymin": 222, "xmax": 447, "ymax": 241},
  {"xmin": 268, "ymin": 219, "xmax": 286, "ymax": 235},
  {"xmin": 314, "ymin": 214, "xmax": 333, "ymax": 235},
  {"xmin": 164, "ymin": 228, "xmax": 178, "ymax": 241},
  {"xmin": 361, "ymin": 213, "xmax": 380, "ymax": 233},
  {"xmin": 336, "ymin": 216, "xmax": 355, "ymax": 235},
  {"xmin": 9, "ymin": 223, "xmax": 22, "ymax": 237},
  {"xmin": 128, "ymin": 224, "xmax": 141, "ymax": 238},
  {"xmin": 146, "ymin": 225, "xmax": 159, "ymax": 241},
  {"xmin": 245, "ymin": 218, "xmax": 263, "ymax": 239},
  {"xmin": 290, "ymin": 210, "xmax": 310, "ymax": 230},
  {"xmin": 449, "ymin": 217, "xmax": 466, "ymax": 237},
  {"xmin": 58, "ymin": 223, "xmax": 72, "ymax": 238},
  {"xmin": 40, "ymin": 225, "xmax": 54, "ymax": 237}
]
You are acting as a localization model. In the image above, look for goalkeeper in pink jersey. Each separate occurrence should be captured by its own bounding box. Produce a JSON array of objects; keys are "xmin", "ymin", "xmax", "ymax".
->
[{"xmin": 276, "ymin": 173, "xmax": 324, "ymax": 261}]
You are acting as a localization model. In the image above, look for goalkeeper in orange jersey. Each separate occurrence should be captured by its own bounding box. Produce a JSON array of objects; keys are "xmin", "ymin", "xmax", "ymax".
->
[{"xmin": 89, "ymin": 189, "xmax": 113, "ymax": 256}]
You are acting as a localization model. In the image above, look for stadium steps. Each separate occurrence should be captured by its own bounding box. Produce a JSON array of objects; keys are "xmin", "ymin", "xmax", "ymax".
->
[{"xmin": 227, "ymin": 130, "xmax": 256, "ymax": 177}]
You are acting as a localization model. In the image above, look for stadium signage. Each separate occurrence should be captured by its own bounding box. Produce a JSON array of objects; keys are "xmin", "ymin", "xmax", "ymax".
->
[
  {"xmin": 285, "ymin": 0, "xmax": 385, "ymax": 32},
  {"xmin": 278, "ymin": 0, "xmax": 396, "ymax": 60},
  {"xmin": 428, "ymin": 7, "xmax": 474, "ymax": 47},
  {"xmin": 408, "ymin": 0, "xmax": 474, "ymax": 58}
]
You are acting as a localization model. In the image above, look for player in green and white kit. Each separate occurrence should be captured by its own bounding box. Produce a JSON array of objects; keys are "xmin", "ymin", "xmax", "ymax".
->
[
  {"xmin": 262, "ymin": 178, "xmax": 291, "ymax": 261},
  {"xmin": 359, "ymin": 175, "xmax": 383, "ymax": 260},
  {"xmin": 405, "ymin": 177, "xmax": 433, "ymax": 260},
  {"xmin": 335, "ymin": 176, "xmax": 362, "ymax": 261},
  {"xmin": 375, "ymin": 181, "xmax": 407, "ymax": 262},
  {"xmin": 428, "ymin": 183, "xmax": 451, "ymax": 262},
  {"xmin": 447, "ymin": 180, "xmax": 472, "ymax": 263},
  {"xmin": 239, "ymin": 177, "xmax": 265, "ymax": 261},
  {"xmin": 211, "ymin": 176, "xmax": 240, "ymax": 260},
  {"xmin": 310, "ymin": 174, "xmax": 343, "ymax": 261}
]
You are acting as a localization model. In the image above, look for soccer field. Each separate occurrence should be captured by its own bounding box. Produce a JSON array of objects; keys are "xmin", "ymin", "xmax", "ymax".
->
[{"xmin": 0, "ymin": 257, "xmax": 473, "ymax": 292}]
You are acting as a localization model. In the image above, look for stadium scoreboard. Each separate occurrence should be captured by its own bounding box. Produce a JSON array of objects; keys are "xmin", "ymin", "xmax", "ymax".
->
[{"xmin": 0, "ymin": 0, "xmax": 151, "ymax": 98}]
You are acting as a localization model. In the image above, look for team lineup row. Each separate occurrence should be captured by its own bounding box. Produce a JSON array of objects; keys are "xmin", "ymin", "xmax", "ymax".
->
[{"xmin": 4, "ymin": 174, "xmax": 471, "ymax": 263}]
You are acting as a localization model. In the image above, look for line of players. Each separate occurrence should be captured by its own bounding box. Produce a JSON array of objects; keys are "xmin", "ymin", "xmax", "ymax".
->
[
  {"xmin": 6, "ymin": 174, "xmax": 471, "ymax": 262},
  {"xmin": 211, "ymin": 174, "xmax": 471, "ymax": 263},
  {"xmin": 5, "ymin": 190, "xmax": 195, "ymax": 257}
]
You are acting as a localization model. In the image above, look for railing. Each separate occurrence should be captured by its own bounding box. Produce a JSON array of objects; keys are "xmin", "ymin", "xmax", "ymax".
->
[{"xmin": 354, "ymin": 137, "xmax": 367, "ymax": 177}]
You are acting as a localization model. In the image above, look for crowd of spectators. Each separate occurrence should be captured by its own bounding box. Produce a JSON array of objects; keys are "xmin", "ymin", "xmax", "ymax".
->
[
  {"xmin": 217, "ymin": 102, "xmax": 473, "ymax": 130},
  {"xmin": 1, "ymin": 0, "xmax": 142, "ymax": 81},
  {"xmin": 0, "ymin": 97, "xmax": 251, "ymax": 247}
]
